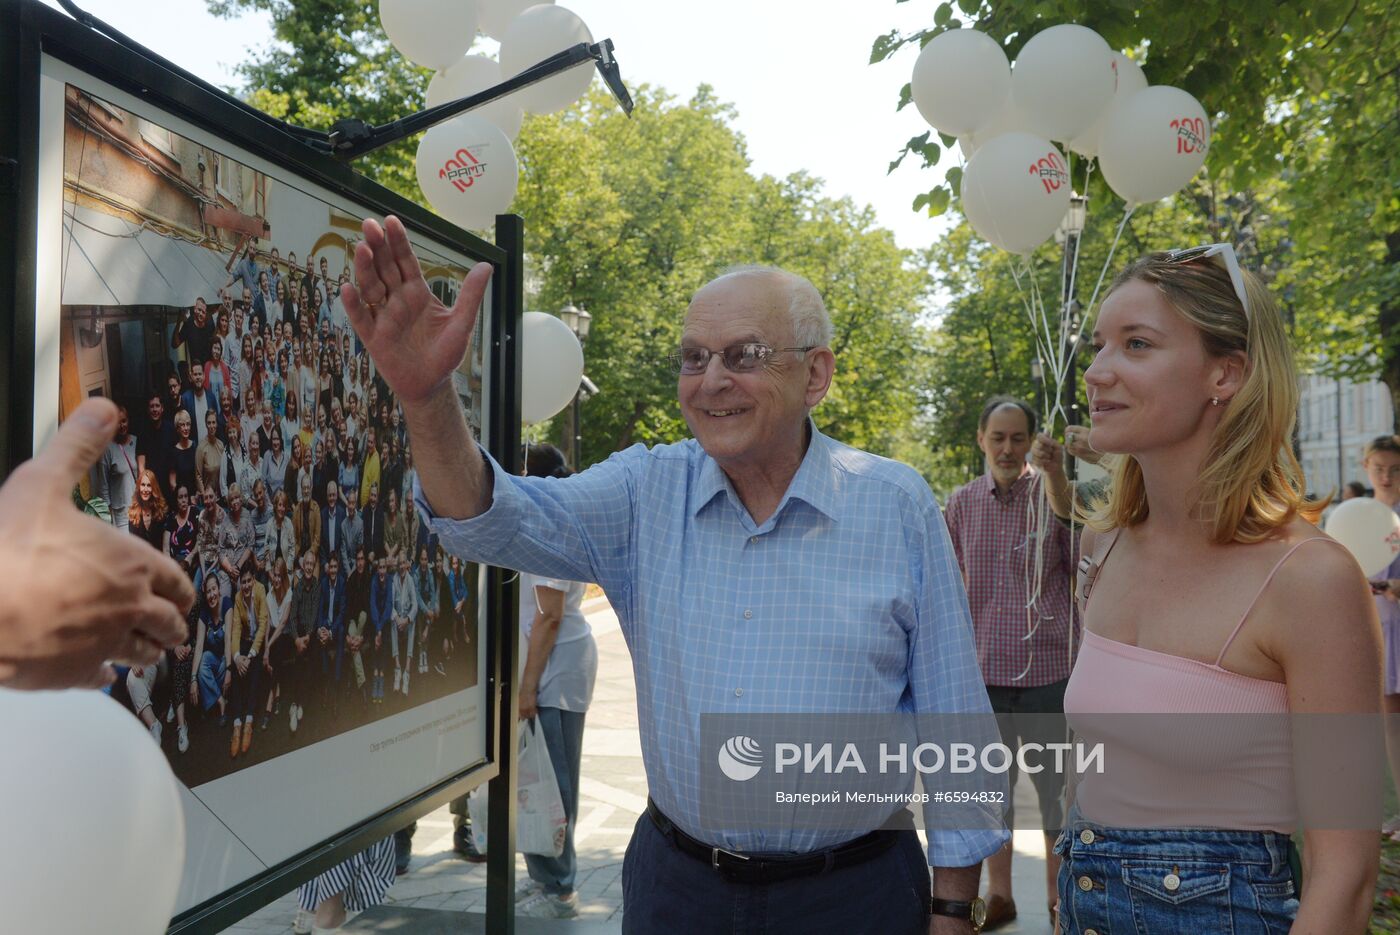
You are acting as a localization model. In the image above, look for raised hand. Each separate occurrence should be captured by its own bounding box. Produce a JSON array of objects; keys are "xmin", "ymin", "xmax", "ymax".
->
[
  {"xmin": 341, "ymin": 216, "xmax": 494, "ymax": 408},
  {"xmin": 0, "ymin": 398, "xmax": 194, "ymax": 690}
]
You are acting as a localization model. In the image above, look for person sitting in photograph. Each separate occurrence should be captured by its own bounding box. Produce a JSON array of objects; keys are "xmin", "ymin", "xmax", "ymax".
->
[
  {"xmin": 92, "ymin": 401, "xmax": 138, "ymax": 531},
  {"xmin": 171, "ymin": 296, "xmax": 216, "ymax": 372},
  {"xmin": 125, "ymin": 656, "xmax": 165, "ymax": 747},
  {"xmin": 316, "ymin": 553, "xmax": 348, "ymax": 722},
  {"xmin": 226, "ymin": 561, "xmax": 269, "ymax": 759},
  {"xmin": 194, "ymin": 574, "xmax": 232, "ymax": 726},
  {"xmin": 264, "ymin": 488, "xmax": 296, "ymax": 573},
  {"xmin": 280, "ymin": 550, "xmax": 320, "ymax": 734},
  {"xmin": 390, "ymin": 554, "xmax": 418, "ymax": 697},
  {"xmin": 344, "ymin": 547, "xmax": 373, "ymax": 708},
  {"xmin": 164, "ymin": 483, "xmax": 199, "ymax": 580},
  {"xmin": 411, "ymin": 544, "xmax": 438, "ymax": 680},
  {"xmin": 127, "ymin": 468, "xmax": 168, "ymax": 552},
  {"xmin": 259, "ymin": 556, "xmax": 294, "ymax": 733},
  {"xmin": 433, "ymin": 552, "xmax": 454, "ymax": 673},
  {"xmin": 166, "ymin": 590, "xmax": 200, "ymax": 754},
  {"xmin": 368, "ymin": 555, "xmax": 393, "ymax": 704},
  {"xmin": 181, "ymin": 362, "xmax": 221, "ymax": 446},
  {"xmin": 447, "ymin": 554, "xmax": 470, "ymax": 663}
]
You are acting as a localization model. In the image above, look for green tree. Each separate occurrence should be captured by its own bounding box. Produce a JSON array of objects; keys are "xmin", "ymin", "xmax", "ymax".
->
[{"xmin": 875, "ymin": 1, "xmax": 1400, "ymax": 424}]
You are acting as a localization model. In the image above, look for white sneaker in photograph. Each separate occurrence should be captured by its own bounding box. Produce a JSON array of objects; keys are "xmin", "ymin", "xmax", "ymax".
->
[{"xmin": 177, "ymin": 724, "xmax": 189, "ymax": 753}]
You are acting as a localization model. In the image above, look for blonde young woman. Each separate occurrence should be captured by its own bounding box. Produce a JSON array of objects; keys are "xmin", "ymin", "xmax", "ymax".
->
[{"xmin": 1056, "ymin": 246, "xmax": 1381, "ymax": 934}]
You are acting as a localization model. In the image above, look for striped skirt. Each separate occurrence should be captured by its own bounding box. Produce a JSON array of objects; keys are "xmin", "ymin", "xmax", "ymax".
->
[{"xmin": 296, "ymin": 835, "xmax": 396, "ymax": 913}]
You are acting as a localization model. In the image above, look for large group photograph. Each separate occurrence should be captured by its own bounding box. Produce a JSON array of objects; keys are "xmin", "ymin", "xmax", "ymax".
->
[{"xmin": 61, "ymin": 86, "xmax": 483, "ymax": 789}]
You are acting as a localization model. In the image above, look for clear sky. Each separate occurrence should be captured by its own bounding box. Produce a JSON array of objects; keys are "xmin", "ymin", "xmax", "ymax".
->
[{"xmin": 40, "ymin": 0, "xmax": 958, "ymax": 252}]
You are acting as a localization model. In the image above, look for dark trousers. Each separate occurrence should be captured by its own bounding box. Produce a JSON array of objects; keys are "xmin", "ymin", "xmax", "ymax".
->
[
  {"xmin": 985, "ymin": 677, "xmax": 1069, "ymax": 833},
  {"xmin": 228, "ymin": 655, "xmax": 261, "ymax": 721},
  {"xmin": 620, "ymin": 813, "xmax": 929, "ymax": 935}
]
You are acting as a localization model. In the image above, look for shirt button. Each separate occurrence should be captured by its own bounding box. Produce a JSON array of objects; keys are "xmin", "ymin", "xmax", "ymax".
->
[
  {"xmin": 750, "ymin": 536, "xmax": 759, "ymax": 544},
  {"xmin": 743, "ymin": 609, "xmax": 753, "ymax": 619},
  {"xmin": 1163, "ymin": 873, "xmax": 1180, "ymax": 892},
  {"xmin": 1077, "ymin": 875, "xmax": 1093, "ymax": 892},
  {"xmin": 734, "ymin": 688, "xmax": 744, "ymax": 697},
  {"xmin": 1079, "ymin": 829, "xmax": 1095, "ymax": 845}
]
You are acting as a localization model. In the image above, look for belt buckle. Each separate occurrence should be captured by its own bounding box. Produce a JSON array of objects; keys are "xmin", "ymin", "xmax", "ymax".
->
[{"xmin": 711, "ymin": 846, "xmax": 750, "ymax": 871}]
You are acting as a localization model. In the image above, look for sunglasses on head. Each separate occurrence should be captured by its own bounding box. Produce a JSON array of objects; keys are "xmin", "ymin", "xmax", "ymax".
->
[{"xmin": 1163, "ymin": 242, "xmax": 1250, "ymax": 321}]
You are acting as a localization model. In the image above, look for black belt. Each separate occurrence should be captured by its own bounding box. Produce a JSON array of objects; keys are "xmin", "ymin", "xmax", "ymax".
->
[{"xmin": 645, "ymin": 798, "xmax": 902, "ymax": 885}]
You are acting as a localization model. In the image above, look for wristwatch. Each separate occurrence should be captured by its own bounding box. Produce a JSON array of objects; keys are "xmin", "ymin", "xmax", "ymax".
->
[{"xmin": 929, "ymin": 896, "xmax": 987, "ymax": 932}]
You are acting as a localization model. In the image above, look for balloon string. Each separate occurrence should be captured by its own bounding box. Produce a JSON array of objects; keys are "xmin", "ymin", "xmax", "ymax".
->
[{"xmin": 1076, "ymin": 204, "xmax": 1136, "ymax": 347}]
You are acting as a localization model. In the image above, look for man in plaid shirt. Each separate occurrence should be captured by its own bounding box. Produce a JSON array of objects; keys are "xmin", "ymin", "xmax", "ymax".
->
[{"xmin": 944, "ymin": 396, "xmax": 1078, "ymax": 931}]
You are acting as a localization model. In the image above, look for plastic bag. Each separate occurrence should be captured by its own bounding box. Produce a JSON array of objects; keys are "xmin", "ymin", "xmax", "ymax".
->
[{"xmin": 516, "ymin": 718, "xmax": 567, "ymax": 857}]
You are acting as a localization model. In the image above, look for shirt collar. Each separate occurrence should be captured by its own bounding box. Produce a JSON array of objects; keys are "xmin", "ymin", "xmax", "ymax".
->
[
  {"xmin": 979, "ymin": 467, "xmax": 1035, "ymax": 500},
  {"xmin": 688, "ymin": 419, "xmax": 841, "ymax": 525}
]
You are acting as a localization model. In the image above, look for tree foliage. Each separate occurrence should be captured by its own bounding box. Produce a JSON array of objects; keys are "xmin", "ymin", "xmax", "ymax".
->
[
  {"xmin": 209, "ymin": 1, "xmax": 938, "ymax": 473},
  {"xmin": 876, "ymin": 1, "xmax": 1400, "ymax": 426}
]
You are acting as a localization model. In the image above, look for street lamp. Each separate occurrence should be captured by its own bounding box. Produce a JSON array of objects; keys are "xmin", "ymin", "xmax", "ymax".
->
[{"xmin": 559, "ymin": 303, "xmax": 591, "ymax": 468}]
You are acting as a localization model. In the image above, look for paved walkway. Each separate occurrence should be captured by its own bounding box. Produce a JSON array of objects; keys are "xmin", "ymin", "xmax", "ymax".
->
[{"xmin": 226, "ymin": 599, "xmax": 1054, "ymax": 932}]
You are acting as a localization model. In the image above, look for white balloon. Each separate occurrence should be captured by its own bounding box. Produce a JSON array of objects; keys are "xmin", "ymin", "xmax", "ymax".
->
[
  {"xmin": 416, "ymin": 114, "xmax": 519, "ymax": 230},
  {"xmin": 427, "ymin": 55, "xmax": 525, "ymax": 140},
  {"xmin": 1325, "ymin": 497, "xmax": 1400, "ymax": 578},
  {"xmin": 380, "ymin": 0, "xmax": 479, "ymax": 71},
  {"xmin": 1067, "ymin": 52, "xmax": 1147, "ymax": 158},
  {"xmin": 0, "ymin": 688, "xmax": 185, "ymax": 934},
  {"xmin": 498, "ymin": 4, "xmax": 595, "ymax": 114},
  {"xmin": 521, "ymin": 311, "xmax": 585, "ymax": 424},
  {"xmin": 1098, "ymin": 85, "xmax": 1210, "ymax": 207},
  {"xmin": 1011, "ymin": 24, "xmax": 1115, "ymax": 143},
  {"xmin": 910, "ymin": 29, "xmax": 1011, "ymax": 139},
  {"xmin": 961, "ymin": 132, "xmax": 1071, "ymax": 254},
  {"xmin": 478, "ymin": 0, "xmax": 552, "ymax": 40}
]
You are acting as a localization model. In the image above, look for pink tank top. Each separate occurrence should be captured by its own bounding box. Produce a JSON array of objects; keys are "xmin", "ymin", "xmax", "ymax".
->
[{"xmin": 1064, "ymin": 535, "xmax": 1343, "ymax": 833}]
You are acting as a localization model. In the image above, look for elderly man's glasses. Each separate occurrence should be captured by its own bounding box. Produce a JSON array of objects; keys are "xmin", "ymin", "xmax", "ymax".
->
[
  {"xmin": 1164, "ymin": 242, "xmax": 1250, "ymax": 321},
  {"xmin": 667, "ymin": 343, "xmax": 814, "ymax": 375}
]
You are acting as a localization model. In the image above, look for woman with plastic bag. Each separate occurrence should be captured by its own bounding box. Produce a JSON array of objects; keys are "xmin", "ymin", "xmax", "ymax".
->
[{"xmin": 514, "ymin": 443, "xmax": 599, "ymax": 921}]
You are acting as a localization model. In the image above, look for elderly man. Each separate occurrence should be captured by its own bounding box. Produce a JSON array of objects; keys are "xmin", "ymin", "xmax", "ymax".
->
[{"xmin": 343, "ymin": 216, "xmax": 1004, "ymax": 933}]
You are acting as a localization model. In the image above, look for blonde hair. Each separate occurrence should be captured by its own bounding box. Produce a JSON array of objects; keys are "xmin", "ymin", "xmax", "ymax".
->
[{"xmin": 1084, "ymin": 252, "xmax": 1325, "ymax": 544}]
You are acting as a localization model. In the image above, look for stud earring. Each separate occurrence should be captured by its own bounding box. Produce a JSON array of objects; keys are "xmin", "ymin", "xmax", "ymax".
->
[{"xmin": 1211, "ymin": 396, "xmax": 1222, "ymax": 406}]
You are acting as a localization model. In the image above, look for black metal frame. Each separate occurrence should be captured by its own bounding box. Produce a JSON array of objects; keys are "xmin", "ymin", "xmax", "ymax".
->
[{"xmin": 0, "ymin": 1, "xmax": 524, "ymax": 931}]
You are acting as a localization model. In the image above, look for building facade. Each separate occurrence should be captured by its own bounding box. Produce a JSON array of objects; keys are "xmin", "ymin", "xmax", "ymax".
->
[{"xmin": 1297, "ymin": 374, "xmax": 1395, "ymax": 495}]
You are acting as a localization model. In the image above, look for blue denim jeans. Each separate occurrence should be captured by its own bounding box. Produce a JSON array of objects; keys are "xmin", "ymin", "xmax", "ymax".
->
[
  {"xmin": 620, "ymin": 812, "xmax": 929, "ymax": 934},
  {"xmin": 1054, "ymin": 806, "xmax": 1299, "ymax": 935}
]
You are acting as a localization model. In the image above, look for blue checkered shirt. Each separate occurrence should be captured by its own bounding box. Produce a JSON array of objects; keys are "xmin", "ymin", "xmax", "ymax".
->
[{"xmin": 415, "ymin": 425, "xmax": 1009, "ymax": 867}]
